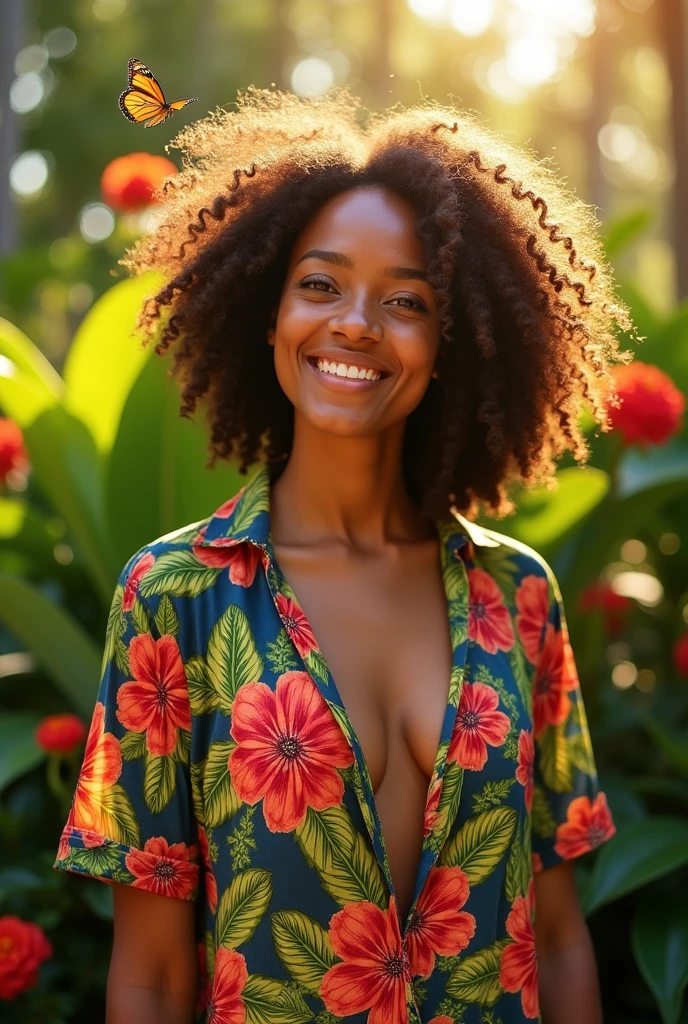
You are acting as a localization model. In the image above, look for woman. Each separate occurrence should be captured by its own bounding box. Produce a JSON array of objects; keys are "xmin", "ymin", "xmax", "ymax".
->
[{"xmin": 55, "ymin": 88, "xmax": 630, "ymax": 1023}]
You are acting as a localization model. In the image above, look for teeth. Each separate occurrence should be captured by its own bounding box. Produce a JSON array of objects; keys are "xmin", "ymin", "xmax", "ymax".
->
[{"xmin": 316, "ymin": 358, "xmax": 381, "ymax": 382}]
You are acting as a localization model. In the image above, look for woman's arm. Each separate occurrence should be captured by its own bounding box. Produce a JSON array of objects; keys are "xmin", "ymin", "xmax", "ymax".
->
[
  {"xmin": 107, "ymin": 884, "xmax": 198, "ymax": 1024},
  {"xmin": 534, "ymin": 860, "xmax": 603, "ymax": 1024}
]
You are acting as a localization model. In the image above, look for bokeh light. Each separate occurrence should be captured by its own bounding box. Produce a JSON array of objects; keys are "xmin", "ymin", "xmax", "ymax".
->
[
  {"xmin": 79, "ymin": 203, "xmax": 116, "ymax": 243},
  {"xmin": 9, "ymin": 151, "xmax": 51, "ymax": 199},
  {"xmin": 291, "ymin": 57, "xmax": 334, "ymax": 97},
  {"xmin": 42, "ymin": 26, "xmax": 77, "ymax": 59}
]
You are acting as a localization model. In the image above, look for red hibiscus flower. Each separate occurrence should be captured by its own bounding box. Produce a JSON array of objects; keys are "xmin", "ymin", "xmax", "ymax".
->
[
  {"xmin": 0, "ymin": 915, "xmax": 52, "ymax": 1000},
  {"xmin": 532, "ymin": 623, "xmax": 577, "ymax": 738},
  {"xmin": 0, "ymin": 418, "xmax": 30, "ymax": 485},
  {"xmin": 274, "ymin": 593, "xmax": 319, "ymax": 659},
  {"xmin": 554, "ymin": 792, "xmax": 616, "ymax": 860},
  {"xmin": 193, "ymin": 540, "xmax": 263, "ymax": 588},
  {"xmin": 515, "ymin": 575, "xmax": 550, "ymax": 664},
  {"xmin": 499, "ymin": 878, "xmax": 538, "ymax": 1019},
  {"xmin": 69, "ymin": 702, "xmax": 122, "ymax": 834},
  {"xmin": 531, "ymin": 852, "xmax": 544, "ymax": 874},
  {"xmin": 515, "ymin": 729, "xmax": 535, "ymax": 812},
  {"xmin": 607, "ymin": 361, "xmax": 685, "ymax": 448},
  {"xmin": 447, "ymin": 681, "xmax": 511, "ymax": 771},
  {"xmin": 423, "ymin": 772, "xmax": 443, "ymax": 837},
  {"xmin": 125, "ymin": 836, "xmax": 199, "ymax": 900},
  {"xmin": 674, "ymin": 633, "xmax": 688, "ymax": 678},
  {"xmin": 321, "ymin": 896, "xmax": 410, "ymax": 1024},
  {"xmin": 229, "ymin": 671, "xmax": 354, "ymax": 832},
  {"xmin": 467, "ymin": 568, "xmax": 515, "ymax": 654},
  {"xmin": 122, "ymin": 552, "xmax": 156, "ymax": 612},
  {"xmin": 101, "ymin": 152, "xmax": 177, "ymax": 212},
  {"xmin": 198, "ymin": 826, "xmax": 218, "ymax": 913},
  {"xmin": 578, "ymin": 581, "xmax": 633, "ymax": 635},
  {"xmin": 406, "ymin": 866, "xmax": 476, "ymax": 978},
  {"xmin": 116, "ymin": 633, "xmax": 191, "ymax": 756},
  {"xmin": 35, "ymin": 713, "xmax": 87, "ymax": 755},
  {"xmin": 207, "ymin": 947, "xmax": 248, "ymax": 1024}
]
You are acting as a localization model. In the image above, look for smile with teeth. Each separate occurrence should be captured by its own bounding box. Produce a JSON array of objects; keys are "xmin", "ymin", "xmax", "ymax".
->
[{"xmin": 312, "ymin": 357, "xmax": 385, "ymax": 381}]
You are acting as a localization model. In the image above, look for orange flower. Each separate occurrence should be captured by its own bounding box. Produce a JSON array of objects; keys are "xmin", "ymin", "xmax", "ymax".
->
[
  {"xmin": 0, "ymin": 418, "xmax": 29, "ymax": 484},
  {"xmin": 578, "ymin": 581, "xmax": 633, "ymax": 635},
  {"xmin": 122, "ymin": 552, "xmax": 156, "ymax": 612},
  {"xmin": 405, "ymin": 866, "xmax": 476, "ymax": 978},
  {"xmin": 423, "ymin": 772, "xmax": 443, "ymax": 836},
  {"xmin": 229, "ymin": 672, "xmax": 354, "ymax": 832},
  {"xmin": 0, "ymin": 915, "xmax": 52, "ymax": 1000},
  {"xmin": 499, "ymin": 878, "xmax": 538, "ymax": 1019},
  {"xmin": 554, "ymin": 792, "xmax": 616, "ymax": 860},
  {"xmin": 116, "ymin": 633, "xmax": 191, "ymax": 756},
  {"xmin": 101, "ymin": 152, "xmax": 177, "ymax": 212},
  {"xmin": 532, "ymin": 623, "xmax": 578, "ymax": 739},
  {"xmin": 321, "ymin": 897, "xmax": 410, "ymax": 1023},
  {"xmin": 466, "ymin": 567, "xmax": 516, "ymax": 654},
  {"xmin": 447, "ymin": 681, "xmax": 511, "ymax": 771},
  {"xmin": 608, "ymin": 362, "xmax": 685, "ymax": 448},
  {"xmin": 193, "ymin": 539, "xmax": 263, "ymax": 588},
  {"xmin": 515, "ymin": 574, "xmax": 550, "ymax": 664},
  {"xmin": 70, "ymin": 702, "xmax": 122, "ymax": 834},
  {"xmin": 125, "ymin": 836, "xmax": 199, "ymax": 901},
  {"xmin": 274, "ymin": 593, "xmax": 319, "ymax": 659},
  {"xmin": 515, "ymin": 729, "xmax": 535, "ymax": 812},
  {"xmin": 206, "ymin": 947, "xmax": 248, "ymax": 1024},
  {"xmin": 674, "ymin": 633, "xmax": 688, "ymax": 678},
  {"xmin": 35, "ymin": 713, "xmax": 87, "ymax": 755}
]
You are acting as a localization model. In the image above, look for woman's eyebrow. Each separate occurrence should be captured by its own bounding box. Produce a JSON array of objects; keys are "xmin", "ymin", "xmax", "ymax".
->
[{"xmin": 294, "ymin": 249, "xmax": 428, "ymax": 282}]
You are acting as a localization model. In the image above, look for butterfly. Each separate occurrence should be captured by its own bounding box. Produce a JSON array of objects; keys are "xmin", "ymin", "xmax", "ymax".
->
[{"xmin": 119, "ymin": 57, "xmax": 197, "ymax": 128}]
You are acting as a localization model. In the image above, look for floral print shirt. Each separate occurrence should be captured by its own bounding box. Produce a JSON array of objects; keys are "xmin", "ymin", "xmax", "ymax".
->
[{"xmin": 55, "ymin": 461, "xmax": 616, "ymax": 1024}]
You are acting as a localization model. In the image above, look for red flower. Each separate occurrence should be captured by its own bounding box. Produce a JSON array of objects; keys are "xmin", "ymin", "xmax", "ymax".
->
[
  {"xmin": 467, "ymin": 568, "xmax": 515, "ymax": 654},
  {"xmin": 578, "ymin": 581, "xmax": 633, "ymax": 635},
  {"xmin": 532, "ymin": 623, "xmax": 578, "ymax": 739},
  {"xmin": 428, "ymin": 1018, "xmax": 454, "ymax": 1024},
  {"xmin": 69, "ymin": 702, "xmax": 122, "ymax": 834},
  {"xmin": 198, "ymin": 826, "xmax": 218, "ymax": 913},
  {"xmin": 0, "ymin": 915, "xmax": 52, "ymax": 1000},
  {"xmin": 554, "ymin": 792, "xmax": 616, "ymax": 860},
  {"xmin": 447, "ymin": 681, "xmax": 511, "ymax": 771},
  {"xmin": 515, "ymin": 729, "xmax": 535, "ymax": 812},
  {"xmin": 423, "ymin": 772, "xmax": 443, "ymax": 836},
  {"xmin": 515, "ymin": 575, "xmax": 550, "ymax": 664},
  {"xmin": 116, "ymin": 633, "xmax": 191, "ymax": 756},
  {"xmin": 607, "ymin": 362, "xmax": 685, "ymax": 448},
  {"xmin": 406, "ymin": 866, "xmax": 476, "ymax": 978},
  {"xmin": 122, "ymin": 552, "xmax": 156, "ymax": 612},
  {"xmin": 207, "ymin": 947, "xmax": 248, "ymax": 1024},
  {"xmin": 321, "ymin": 897, "xmax": 410, "ymax": 1023},
  {"xmin": 212, "ymin": 491, "xmax": 244, "ymax": 520},
  {"xmin": 674, "ymin": 633, "xmax": 688, "ymax": 678},
  {"xmin": 101, "ymin": 152, "xmax": 177, "ymax": 212},
  {"xmin": 500, "ymin": 879, "xmax": 538, "ymax": 1018},
  {"xmin": 125, "ymin": 836, "xmax": 199, "ymax": 900},
  {"xmin": 229, "ymin": 671, "xmax": 354, "ymax": 832},
  {"xmin": 0, "ymin": 418, "xmax": 29, "ymax": 484},
  {"xmin": 193, "ymin": 540, "xmax": 263, "ymax": 588},
  {"xmin": 531, "ymin": 852, "xmax": 544, "ymax": 874},
  {"xmin": 274, "ymin": 593, "xmax": 319, "ymax": 659},
  {"xmin": 35, "ymin": 713, "xmax": 87, "ymax": 755}
]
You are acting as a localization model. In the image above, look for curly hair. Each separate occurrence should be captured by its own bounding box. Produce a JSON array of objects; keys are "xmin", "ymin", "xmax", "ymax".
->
[{"xmin": 120, "ymin": 86, "xmax": 638, "ymax": 522}]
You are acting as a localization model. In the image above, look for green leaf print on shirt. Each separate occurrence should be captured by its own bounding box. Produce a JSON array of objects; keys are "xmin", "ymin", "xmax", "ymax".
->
[
  {"xmin": 445, "ymin": 938, "xmax": 510, "ymax": 1006},
  {"xmin": 143, "ymin": 751, "xmax": 177, "ymax": 814},
  {"xmin": 271, "ymin": 910, "xmax": 336, "ymax": 993},
  {"xmin": 216, "ymin": 868, "xmax": 273, "ymax": 949},
  {"xmin": 241, "ymin": 973, "xmax": 313, "ymax": 1024},
  {"xmin": 202, "ymin": 740, "xmax": 242, "ymax": 829},
  {"xmin": 139, "ymin": 550, "xmax": 221, "ymax": 598},
  {"xmin": 207, "ymin": 604, "xmax": 263, "ymax": 713},
  {"xmin": 295, "ymin": 805, "xmax": 386, "ymax": 908},
  {"xmin": 439, "ymin": 806, "xmax": 517, "ymax": 885}
]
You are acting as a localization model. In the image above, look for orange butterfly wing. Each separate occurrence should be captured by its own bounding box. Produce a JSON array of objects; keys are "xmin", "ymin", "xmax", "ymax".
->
[{"xmin": 119, "ymin": 58, "xmax": 197, "ymax": 127}]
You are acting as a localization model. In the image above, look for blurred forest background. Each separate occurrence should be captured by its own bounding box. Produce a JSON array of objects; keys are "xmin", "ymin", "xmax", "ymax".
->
[{"xmin": 1, "ymin": 1, "xmax": 688, "ymax": 1022}]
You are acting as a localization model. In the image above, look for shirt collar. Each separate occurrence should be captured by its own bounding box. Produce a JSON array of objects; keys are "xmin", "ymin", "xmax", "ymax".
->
[{"xmin": 195, "ymin": 461, "xmax": 500, "ymax": 550}]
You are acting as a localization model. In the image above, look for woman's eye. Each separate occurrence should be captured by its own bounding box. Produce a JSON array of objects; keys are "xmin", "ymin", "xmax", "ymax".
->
[
  {"xmin": 389, "ymin": 295, "xmax": 427, "ymax": 312},
  {"xmin": 299, "ymin": 277, "xmax": 337, "ymax": 293}
]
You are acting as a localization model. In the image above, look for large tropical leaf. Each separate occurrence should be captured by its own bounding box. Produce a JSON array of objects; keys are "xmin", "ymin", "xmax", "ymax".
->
[
  {"xmin": 0, "ymin": 711, "xmax": 46, "ymax": 791},
  {"xmin": 631, "ymin": 894, "xmax": 688, "ymax": 1024},
  {"xmin": 0, "ymin": 316, "xmax": 63, "ymax": 396},
  {"xmin": 497, "ymin": 467, "xmax": 609, "ymax": 550}
]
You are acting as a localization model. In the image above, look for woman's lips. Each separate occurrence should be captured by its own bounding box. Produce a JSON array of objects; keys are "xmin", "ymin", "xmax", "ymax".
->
[{"xmin": 305, "ymin": 357, "xmax": 390, "ymax": 392}]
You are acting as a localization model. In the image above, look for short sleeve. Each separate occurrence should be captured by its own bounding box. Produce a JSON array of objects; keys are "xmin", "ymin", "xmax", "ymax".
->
[
  {"xmin": 53, "ymin": 550, "xmax": 199, "ymax": 901},
  {"xmin": 530, "ymin": 565, "xmax": 617, "ymax": 874}
]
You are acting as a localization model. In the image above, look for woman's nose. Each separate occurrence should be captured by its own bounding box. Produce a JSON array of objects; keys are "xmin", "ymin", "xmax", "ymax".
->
[{"xmin": 327, "ymin": 294, "xmax": 382, "ymax": 342}]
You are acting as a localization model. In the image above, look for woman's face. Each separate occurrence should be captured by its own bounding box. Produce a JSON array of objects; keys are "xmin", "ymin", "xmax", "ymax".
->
[{"xmin": 268, "ymin": 184, "xmax": 440, "ymax": 438}]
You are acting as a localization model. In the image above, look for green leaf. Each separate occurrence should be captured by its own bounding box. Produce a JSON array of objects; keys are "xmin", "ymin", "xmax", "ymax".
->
[
  {"xmin": 138, "ymin": 550, "xmax": 220, "ymax": 599},
  {"xmin": 505, "ymin": 819, "xmax": 531, "ymax": 903},
  {"xmin": 537, "ymin": 724, "xmax": 574, "ymax": 793},
  {"xmin": 436, "ymin": 759, "xmax": 464, "ymax": 833},
  {"xmin": 271, "ymin": 910, "xmax": 336, "ymax": 993},
  {"xmin": 582, "ymin": 817, "xmax": 688, "ymax": 915},
  {"xmin": 120, "ymin": 730, "xmax": 146, "ymax": 762},
  {"xmin": 204, "ymin": 740, "xmax": 242, "ymax": 828},
  {"xmin": 216, "ymin": 869, "xmax": 273, "ymax": 949},
  {"xmin": 631, "ymin": 894, "xmax": 688, "ymax": 1024},
  {"xmin": 207, "ymin": 604, "xmax": 263, "ymax": 713},
  {"xmin": 601, "ymin": 206, "xmax": 654, "ymax": 260},
  {"xmin": 445, "ymin": 938, "xmax": 510, "ymax": 1005},
  {"xmin": 143, "ymin": 753, "xmax": 177, "ymax": 814},
  {"xmin": 155, "ymin": 594, "xmax": 180, "ymax": 638},
  {"xmin": 98, "ymin": 784, "xmax": 141, "ymax": 849},
  {"xmin": 531, "ymin": 785, "xmax": 556, "ymax": 840},
  {"xmin": 242, "ymin": 973, "xmax": 313, "ymax": 1024},
  {"xmin": 439, "ymin": 806, "xmax": 517, "ymax": 885},
  {"xmin": 130, "ymin": 598, "xmax": 150, "ymax": 636},
  {"xmin": 186, "ymin": 655, "xmax": 218, "ymax": 716},
  {"xmin": 0, "ymin": 315, "xmax": 64, "ymax": 395},
  {"xmin": 230, "ymin": 469, "xmax": 270, "ymax": 536},
  {"xmin": 0, "ymin": 712, "xmax": 45, "ymax": 791},
  {"xmin": 305, "ymin": 647, "xmax": 329, "ymax": 687},
  {"xmin": 0, "ymin": 573, "xmax": 102, "ymax": 718},
  {"xmin": 295, "ymin": 806, "xmax": 385, "ymax": 908},
  {"xmin": 506, "ymin": 467, "xmax": 610, "ymax": 549}
]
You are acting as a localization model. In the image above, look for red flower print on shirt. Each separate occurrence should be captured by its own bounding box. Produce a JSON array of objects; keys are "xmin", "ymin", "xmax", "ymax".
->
[
  {"xmin": 499, "ymin": 878, "xmax": 538, "ymax": 1019},
  {"xmin": 69, "ymin": 702, "xmax": 122, "ymax": 835},
  {"xmin": 122, "ymin": 552, "xmax": 156, "ymax": 612},
  {"xmin": 320, "ymin": 896, "xmax": 410, "ymax": 1024},
  {"xmin": 554, "ymin": 792, "xmax": 616, "ymax": 860},
  {"xmin": 531, "ymin": 851, "xmax": 544, "ymax": 874},
  {"xmin": 198, "ymin": 826, "xmax": 218, "ymax": 913},
  {"xmin": 515, "ymin": 574, "xmax": 549, "ymax": 664},
  {"xmin": 532, "ymin": 623, "xmax": 578, "ymax": 738},
  {"xmin": 116, "ymin": 633, "xmax": 192, "ymax": 756},
  {"xmin": 423, "ymin": 772, "xmax": 443, "ymax": 837},
  {"xmin": 406, "ymin": 866, "xmax": 476, "ymax": 978},
  {"xmin": 206, "ymin": 947, "xmax": 248, "ymax": 1024},
  {"xmin": 229, "ymin": 671, "xmax": 354, "ymax": 832},
  {"xmin": 274, "ymin": 593, "xmax": 319, "ymax": 659},
  {"xmin": 193, "ymin": 540, "xmax": 263, "ymax": 588},
  {"xmin": 427, "ymin": 1018, "xmax": 454, "ymax": 1024},
  {"xmin": 467, "ymin": 567, "xmax": 515, "ymax": 654},
  {"xmin": 515, "ymin": 729, "xmax": 535, "ymax": 812},
  {"xmin": 125, "ymin": 836, "xmax": 199, "ymax": 900},
  {"xmin": 447, "ymin": 681, "xmax": 511, "ymax": 771}
]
